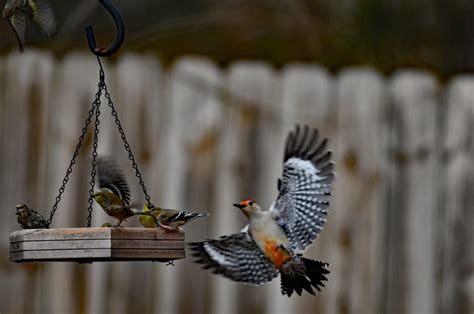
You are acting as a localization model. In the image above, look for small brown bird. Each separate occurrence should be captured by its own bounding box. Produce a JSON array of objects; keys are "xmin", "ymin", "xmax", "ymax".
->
[
  {"xmin": 2, "ymin": 0, "xmax": 56, "ymax": 52},
  {"xmin": 15, "ymin": 203, "xmax": 49, "ymax": 229}
]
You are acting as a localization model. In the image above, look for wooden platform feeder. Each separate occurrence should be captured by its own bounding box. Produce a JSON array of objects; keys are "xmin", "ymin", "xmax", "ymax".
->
[
  {"xmin": 8, "ymin": 5, "xmax": 185, "ymax": 264},
  {"xmin": 10, "ymin": 227, "xmax": 185, "ymax": 263}
]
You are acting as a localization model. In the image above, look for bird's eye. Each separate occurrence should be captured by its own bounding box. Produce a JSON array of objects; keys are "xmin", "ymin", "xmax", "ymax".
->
[{"xmin": 248, "ymin": 202, "xmax": 254, "ymax": 206}]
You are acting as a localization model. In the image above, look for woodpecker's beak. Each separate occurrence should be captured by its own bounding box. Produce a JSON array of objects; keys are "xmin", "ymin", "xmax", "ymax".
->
[{"xmin": 233, "ymin": 203, "xmax": 245, "ymax": 209}]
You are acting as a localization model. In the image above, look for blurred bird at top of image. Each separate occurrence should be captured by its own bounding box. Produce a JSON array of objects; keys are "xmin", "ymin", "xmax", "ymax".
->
[
  {"xmin": 2, "ymin": 0, "xmax": 56, "ymax": 52},
  {"xmin": 139, "ymin": 202, "xmax": 209, "ymax": 231},
  {"xmin": 15, "ymin": 203, "xmax": 49, "ymax": 229}
]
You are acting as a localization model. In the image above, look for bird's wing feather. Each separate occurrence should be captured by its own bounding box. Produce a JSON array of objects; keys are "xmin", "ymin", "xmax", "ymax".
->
[
  {"xmin": 27, "ymin": 0, "xmax": 56, "ymax": 36},
  {"xmin": 190, "ymin": 232, "xmax": 279, "ymax": 285},
  {"xmin": 96, "ymin": 157, "xmax": 131, "ymax": 205},
  {"xmin": 7, "ymin": 13, "xmax": 26, "ymax": 52},
  {"xmin": 160, "ymin": 209, "xmax": 207, "ymax": 223},
  {"xmin": 270, "ymin": 125, "xmax": 335, "ymax": 251}
]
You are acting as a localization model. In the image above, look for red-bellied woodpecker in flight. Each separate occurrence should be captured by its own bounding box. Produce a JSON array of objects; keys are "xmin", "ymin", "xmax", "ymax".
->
[{"xmin": 190, "ymin": 125, "xmax": 334, "ymax": 297}]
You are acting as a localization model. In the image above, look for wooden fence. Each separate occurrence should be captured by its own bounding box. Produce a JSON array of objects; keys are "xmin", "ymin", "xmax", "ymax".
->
[{"xmin": 0, "ymin": 51, "xmax": 472, "ymax": 314}]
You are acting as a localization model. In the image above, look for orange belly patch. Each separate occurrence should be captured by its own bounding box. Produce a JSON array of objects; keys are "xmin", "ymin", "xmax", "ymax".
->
[{"xmin": 263, "ymin": 240, "xmax": 291, "ymax": 268}]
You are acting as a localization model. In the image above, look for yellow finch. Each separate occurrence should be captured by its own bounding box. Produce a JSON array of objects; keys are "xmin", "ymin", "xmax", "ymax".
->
[
  {"xmin": 2, "ymin": 0, "xmax": 57, "ymax": 52},
  {"xmin": 94, "ymin": 157, "xmax": 151, "ymax": 227},
  {"xmin": 139, "ymin": 202, "xmax": 209, "ymax": 231},
  {"xmin": 15, "ymin": 203, "xmax": 49, "ymax": 229}
]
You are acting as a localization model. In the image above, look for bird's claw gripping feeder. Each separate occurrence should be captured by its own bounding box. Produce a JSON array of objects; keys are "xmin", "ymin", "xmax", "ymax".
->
[{"xmin": 9, "ymin": 0, "xmax": 185, "ymax": 263}]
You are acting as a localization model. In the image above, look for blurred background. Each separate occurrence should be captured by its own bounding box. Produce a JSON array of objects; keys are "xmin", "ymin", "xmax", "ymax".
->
[{"xmin": 0, "ymin": 0, "xmax": 473, "ymax": 313}]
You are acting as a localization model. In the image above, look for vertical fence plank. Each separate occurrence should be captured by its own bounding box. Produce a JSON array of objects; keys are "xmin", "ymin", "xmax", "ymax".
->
[
  {"xmin": 138, "ymin": 55, "xmax": 165, "ymax": 314},
  {"xmin": 441, "ymin": 77, "xmax": 474, "ymax": 313},
  {"xmin": 85, "ymin": 56, "xmax": 116, "ymax": 314},
  {"xmin": 47, "ymin": 52, "xmax": 108, "ymax": 314},
  {"xmin": 102, "ymin": 54, "xmax": 148, "ymax": 314},
  {"xmin": 222, "ymin": 62, "xmax": 277, "ymax": 314},
  {"xmin": 330, "ymin": 68, "xmax": 387, "ymax": 314},
  {"xmin": 0, "ymin": 51, "xmax": 54, "ymax": 314},
  {"xmin": 118, "ymin": 54, "xmax": 164, "ymax": 314},
  {"xmin": 164, "ymin": 57, "xmax": 224, "ymax": 314},
  {"xmin": 387, "ymin": 71, "xmax": 439, "ymax": 314},
  {"xmin": 171, "ymin": 59, "xmax": 241, "ymax": 313},
  {"xmin": 275, "ymin": 64, "xmax": 335, "ymax": 314}
]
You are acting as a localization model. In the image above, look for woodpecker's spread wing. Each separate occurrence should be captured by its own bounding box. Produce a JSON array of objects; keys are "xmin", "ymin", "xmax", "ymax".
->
[
  {"xmin": 96, "ymin": 157, "xmax": 131, "ymax": 205},
  {"xmin": 271, "ymin": 125, "xmax": 334, "ymax": 250},
  {"xmin": 190, "ymin": 232, "xmax": 279, "ymax": 285}
]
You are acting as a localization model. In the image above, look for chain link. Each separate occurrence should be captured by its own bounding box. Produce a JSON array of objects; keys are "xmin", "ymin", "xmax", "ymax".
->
[
  {"xmin": 47, "ymin": 84, "xmax": 102, "ymax": 226},
  {"xmin": 103, "ymin": 83, "xmax": 153, "ymax": 206},
  {"xmin": 85, "ymin": 82, "xmax": 103, "ymax": 227}
]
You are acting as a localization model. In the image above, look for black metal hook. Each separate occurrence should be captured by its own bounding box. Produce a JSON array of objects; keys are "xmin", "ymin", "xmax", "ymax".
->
[{"xmin": 85, "ymin": 0, "xmax": 125, "ymax": 57}]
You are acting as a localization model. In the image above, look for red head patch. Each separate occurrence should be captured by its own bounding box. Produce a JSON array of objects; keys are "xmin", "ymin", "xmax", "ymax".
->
[{"xmin": 240, "ymin": 199, "xmax": 257, "ymax": 207}]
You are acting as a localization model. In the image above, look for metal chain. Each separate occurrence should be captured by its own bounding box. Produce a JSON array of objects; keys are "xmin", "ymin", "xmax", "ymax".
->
[
  {"xmin": 47, "ymin": 82, "xmax": 102, "ymax": 226},
  {"xmin": 85, "ymin": 82, "xmax": 104, "ymax": 227},
  {"xmin": 102, "ymin": 83, "xmax": 153, "ymax": 206},
  {"xmin": 48, "ymin": 56, "xmax": 153, "ymax": 227}
]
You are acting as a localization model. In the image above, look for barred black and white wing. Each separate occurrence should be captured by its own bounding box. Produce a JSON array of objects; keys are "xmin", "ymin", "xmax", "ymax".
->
[
  {"xmin": 190, "ymin": 232, "xmax": 279, "ymax": 285},
  {"xmin": 96, "ymin": 157, "xmax": 131, "ymax": 205},
  {"xmin": 271, "ymin": 125, "xmax": 334, "ymax": 251},
  {"xmin": 160, "ymin": 209, "xmax": 208, "ymax": 224}
]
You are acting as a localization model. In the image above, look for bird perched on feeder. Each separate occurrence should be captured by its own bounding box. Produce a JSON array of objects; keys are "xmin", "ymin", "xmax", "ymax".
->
[
  {"xmin": 94, "ymin": 157, "xmax": 152, "ymax": 227},
  {"xmin": 190, "ymin": 125, "xmax": 334, "ymax": 297},
  {"xmin": 139, "ymin": 202, "xmax": 209, "ymax": 231},
  {"xmin": 15, "ymin": 203, "xmax": 49, "ymax": 229},
  {"xmin": 2, "ymin": 0, "xmax": 57, "ymax": 52}
]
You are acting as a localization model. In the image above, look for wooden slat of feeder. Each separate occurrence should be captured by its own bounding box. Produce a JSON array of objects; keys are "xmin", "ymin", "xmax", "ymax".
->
[
  {"xmin": 11, "ymin": 249, "xmax": 185, "ymax": 261},
  {"xmin": 10, "ymin": 227, "xmax": 184, "ymax": 241},
  {"xmin": 11, "ymin": 249, "xmax": 111, "ymax": 261},
  {"xmin": 10, "ymin": 227, "xmax": 185, "ymax": 263},
  {"xmin": 11, "ymin": 239, "xmax": 184, "ymax": 251}
]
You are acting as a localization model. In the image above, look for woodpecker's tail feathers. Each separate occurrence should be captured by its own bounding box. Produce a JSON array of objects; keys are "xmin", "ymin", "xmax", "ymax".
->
[{"xmin": 280, "ymin": 258, "xmax": 329, "ymax": 297}]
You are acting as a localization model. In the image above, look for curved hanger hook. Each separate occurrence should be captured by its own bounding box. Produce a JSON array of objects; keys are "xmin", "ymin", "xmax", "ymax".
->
[{"xmin": 85, "ymin": 0, "xmax": 125, "ymax": 57}]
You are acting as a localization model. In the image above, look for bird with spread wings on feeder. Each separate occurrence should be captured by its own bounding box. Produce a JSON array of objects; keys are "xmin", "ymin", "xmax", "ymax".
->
[
  {"xmin": 94, "ymin": 157, "xmax": 154, "ymax": 227},
  {"xmin": 2, "ymin": 0, "xmax": 56, "ymax": 52},
  {"xmin": 139, "ymin": 202, "xmax": 209, "ymax": 231},
  {"xmin": 190, "ymin": 125, "xmax": 334, "ymax": 297},
  {"xmin": 15, "ymin": 203, "xmax": 49, "ymax": 229}
]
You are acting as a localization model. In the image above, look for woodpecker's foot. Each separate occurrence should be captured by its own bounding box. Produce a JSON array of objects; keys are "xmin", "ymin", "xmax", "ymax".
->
[{"xmin": 166, "ymin": 260, "xmax": 175, "ymax": 266}]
